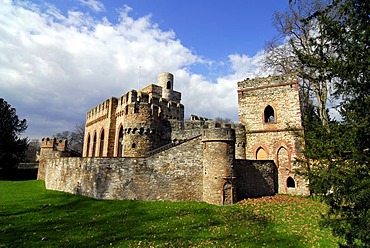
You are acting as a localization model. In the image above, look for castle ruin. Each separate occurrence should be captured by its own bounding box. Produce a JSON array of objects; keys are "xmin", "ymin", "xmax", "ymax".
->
[{"xmin": 38, "ymin": 72, "xmax": 309, "ymax": 205}]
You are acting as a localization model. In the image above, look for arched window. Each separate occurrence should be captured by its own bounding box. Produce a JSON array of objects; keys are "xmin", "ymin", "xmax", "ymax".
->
[
  {"xmin": 117, "ymin": 126, "xmax": 124, "ymax": 157},
  {"xmin": 132, "ymin": 143, "xmax": 136, "ymax": 149},
  {"xmin": 256, "ymin": 147, "xmax": 267, "ymax": 160},
  {"xmin": 86, "ymin": 134, "xmax": 90, "ymax": 157},
  {"xmin": 264, "ymin": 105, "xmax": 275, "ymax": 123},
  {"xmin": 92, "ymin": 133, "xmax": 97, "ymax": 157},
  {"xmin": 287, "ymin": 177, "xmax": 296, "ymax": 188},
  {"xmin": 166, "ymin": 81, "xmax": 171, "ymax": 89},
  {"xmin": 277, "ymin": 146, "xmax": 290, "ymax": 169},
  {"xmin": 99, "ymin": 129, "xmax": 104, "ymax": 157}
]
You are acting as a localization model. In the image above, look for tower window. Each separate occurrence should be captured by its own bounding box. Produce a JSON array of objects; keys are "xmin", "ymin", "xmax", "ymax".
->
[
  {"xmin": 132, "ymin": 143, "xmax": 136, "ymax": 149},
  {"xmin": 166, "ymin": 81, "xmax": 171, "ymax": 89},
  {"xmin": 264, "ymin": 105, "xmax": 275, "ymax": 123}
]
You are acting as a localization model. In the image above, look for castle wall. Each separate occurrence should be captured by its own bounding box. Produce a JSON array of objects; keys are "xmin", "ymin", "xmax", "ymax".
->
[
  {"xmin": 235, "ymin": 160, "xmax": 277, "ymax": 199},
  {"xmin": 43, "ymin": 136, "xmax": 204, "ymax": 202},
  {"xmin": 84, "ymin": 98, "xmax": 117, "ymax": 157}
]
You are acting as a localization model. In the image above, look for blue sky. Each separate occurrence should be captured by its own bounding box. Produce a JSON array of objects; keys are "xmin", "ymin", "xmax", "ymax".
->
[{"xmin": 0, "ymin": 0, "xmax": 291, "ymax": 139}]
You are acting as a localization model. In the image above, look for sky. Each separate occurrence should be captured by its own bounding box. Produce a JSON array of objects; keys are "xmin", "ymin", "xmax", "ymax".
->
[{"xmin": 0, "ymin": 0, "xmax": 292, "ymax": 140}]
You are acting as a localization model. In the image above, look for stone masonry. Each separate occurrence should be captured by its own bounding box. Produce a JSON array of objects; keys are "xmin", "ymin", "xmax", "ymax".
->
[{"xmin": 38, "ymin": 72, "xmax": 309, "ymax": 205}]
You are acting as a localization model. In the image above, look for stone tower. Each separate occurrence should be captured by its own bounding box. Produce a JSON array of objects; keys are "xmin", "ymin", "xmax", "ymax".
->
[
  {"xmin": 158, "ymin": 72, "xmax": 174, "ymax": 100},
  {"xmin": 202, "ymin": 124, "xmax": 236, "ymax": 205},
  {"xmin": 120, "ymin": 90, "xmax": 162, "ymax": 157},
  {"xmin": 237, "ymin": 74, "xmax": 308, "ymax": 195}
]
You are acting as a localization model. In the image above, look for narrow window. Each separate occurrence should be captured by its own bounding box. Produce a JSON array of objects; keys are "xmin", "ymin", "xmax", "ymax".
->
[
  {"xmin": 86, "ymin": 134, "xmax": 90, "ymax": 157},
  {"xmin": 264, "ymin": 105, "xmax": 275, "ymax": 123},
  {"xmin": 166, "ymin": 81, "xmax": 171, "ymax": 89},
  {"xmin": 99, "ymin": 129, "xmax": 104, "ymax": 157},
  {"xmin": 132, "ymin": 143, "xmax": 136, "ymax": 149},
  {"xmin": 92, "ymin": 133, "xmax": 97, "ymax": 157},
  {"xmin": 118, "ymin": 127, "xmax": 124, "ymax": 157},
  {"xmin": 287, "ymin": 177, "xmax": 296, "ymax": 188}
]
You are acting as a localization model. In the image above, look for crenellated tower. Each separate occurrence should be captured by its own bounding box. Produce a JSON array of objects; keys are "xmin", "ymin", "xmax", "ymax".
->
[{"xmin": 83, "ymin": 72, "xmax": 184, "ymax": 158}]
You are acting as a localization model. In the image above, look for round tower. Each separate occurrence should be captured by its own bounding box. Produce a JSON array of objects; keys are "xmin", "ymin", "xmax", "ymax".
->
[
  {"xmin": 158, "ymin": 72, "xmax": 174, "ymax": 100},
  {"xmin": 121, "ymin": 95, "xmax": 162, "ymax": 157},
  {"xmin": 202, "ymin": 125, "xmax": 236, "ymax": 205}
]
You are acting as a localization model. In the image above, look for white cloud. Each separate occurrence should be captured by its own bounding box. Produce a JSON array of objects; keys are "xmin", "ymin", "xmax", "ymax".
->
[
  {"xmin": 0, "ymin": 1, "xmax": 266, "ymax": 139},
  {"xmin": 79, "ymin": 0, "xmax": 105, "ymax": 12}
]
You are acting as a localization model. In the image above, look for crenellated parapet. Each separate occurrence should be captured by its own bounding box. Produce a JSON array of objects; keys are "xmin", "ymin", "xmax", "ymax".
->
[
  {"xmin": 41, "ymin": 137, "xmax": 67, "ymax": 151},
  {"xmin": 86, "ymin": 98, "xmax": 117, "ymax": 127},
  {"xmin": 37, "ymin": 137, "xmax": 69, "ymax": 180}
]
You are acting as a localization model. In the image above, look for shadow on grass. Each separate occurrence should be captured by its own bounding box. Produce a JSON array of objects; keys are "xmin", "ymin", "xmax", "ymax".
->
[
  {"xmin": 1, "ymin": 196, "xmax": 307, "ymax": 247},
  {"xmin": 0, "ymin": 168, "xmax": 38, "ymax": 181}
]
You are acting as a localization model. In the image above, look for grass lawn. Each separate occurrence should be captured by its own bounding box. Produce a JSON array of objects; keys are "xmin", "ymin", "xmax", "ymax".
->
[{"xmin": 0, "ymin": 180, "xmax": 338, "ymax": 247}]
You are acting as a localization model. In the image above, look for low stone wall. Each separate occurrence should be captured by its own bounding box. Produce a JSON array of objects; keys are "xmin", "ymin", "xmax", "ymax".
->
[
  {"xmin": 44, "ymin": 137, "xmax": 204, "ymax": 202},
  {"xmin": 235, "ymin": 160, "xmax": 277, "ymax": 200}
]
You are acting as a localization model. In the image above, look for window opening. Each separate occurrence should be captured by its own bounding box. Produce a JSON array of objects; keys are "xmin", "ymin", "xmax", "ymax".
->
[
  {"xmin": 86, "ymin": 134, "xmax": 90, "ymax": 157},
  {"xmin": 92, "ymin": 133, "xmax": 97, "ymax": 157},
  {"xmin": 99, "ymin": 130, "xmax": 104, "ymax": 157},
  {"xmin": 287, "ymin": 177, "xmax": 296, "ymax": 188},
  {"xmin": 118, "ymin": 127, "xmax": 124, "ymax": 157},
  {"xmin": 166, "ymin": 81, "xmax": 171, "ymax": 89},
  {"xmin": 264, "ymin": 105, "xmax": 275, "ymax": 123}
]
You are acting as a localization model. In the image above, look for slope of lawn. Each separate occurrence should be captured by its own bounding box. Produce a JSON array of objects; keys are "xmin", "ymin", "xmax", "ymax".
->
[{"xmin": 0, "ymin": 180, "xmax": 338, "ymax": 247}]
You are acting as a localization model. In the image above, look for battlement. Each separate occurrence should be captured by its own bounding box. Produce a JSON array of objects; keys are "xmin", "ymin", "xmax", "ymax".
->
[
  {"xmin": 41, "ymin": 137, "xmax": 67, "ymax": 151},
  {"xmin": 237, "ymin": 74, "xmax": 298, "ymax": 91},
  {"xmin": 86, "ymin": 98, "xmax": 117, "ymax": 127}
]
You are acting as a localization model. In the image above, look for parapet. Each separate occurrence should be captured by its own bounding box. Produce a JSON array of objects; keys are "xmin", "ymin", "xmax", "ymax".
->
[
  {"xmin": 41, "ymin": 137, "xmax": 68, "ymax": 151},
  {"xmin": 202, "ymin": 125, "xmax": 236, "ymax": 143},
  {"xmin": 86, "ymin": 97, "xmax": 117, "ymax": 127},
  {"xmin": 237, "ymin": 74, "xmax": 298, "ymax": 91}
]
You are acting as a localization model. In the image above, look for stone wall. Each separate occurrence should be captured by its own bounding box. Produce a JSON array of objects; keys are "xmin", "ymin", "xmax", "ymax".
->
[
  {"xmin": 44, "ymin": 136, "xmax": 204, "ymax": 202},
  {"xmin": 235, "ymin": 160, "xmax": 277, "ymax": 199}
]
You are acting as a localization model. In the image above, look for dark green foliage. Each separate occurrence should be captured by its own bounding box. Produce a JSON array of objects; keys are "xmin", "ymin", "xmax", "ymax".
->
[
  {"xmin": 0, "ymin": 98, "xmax": 28, "ymax": 171},
  {"xmin": 293, "ymin": 0, "xmax": 370, "ymax": 246}
]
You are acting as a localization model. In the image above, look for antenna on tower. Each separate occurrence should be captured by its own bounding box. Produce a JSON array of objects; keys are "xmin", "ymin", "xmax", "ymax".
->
[{"xmin": 138, "ymin": 66, "xmax": 141, "ymax": 89}]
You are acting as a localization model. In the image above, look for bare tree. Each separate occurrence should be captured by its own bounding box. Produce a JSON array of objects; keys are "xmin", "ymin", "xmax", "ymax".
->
[
  {"xmin": 24, "ymin": 139, "xmax": 40, "ymax": 163},
  {"xmin": 264, "ymin": 0, "xmax": 333, "ymax": 129},
  {"xmin": 54, "ymin": 122, "xmax": 85, "ymax": 154}
]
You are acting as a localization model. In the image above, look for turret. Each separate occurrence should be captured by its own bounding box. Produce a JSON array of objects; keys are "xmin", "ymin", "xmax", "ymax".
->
[{"xmin": 202, "ymin": 124, "xmax": 236, "ymax": 205}]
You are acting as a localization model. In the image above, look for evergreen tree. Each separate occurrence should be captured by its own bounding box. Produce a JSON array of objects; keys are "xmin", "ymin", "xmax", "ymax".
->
[
  {"xmin": 0, "ymin": 98, "xmax": 29, "ymax": 171},
  {"xmin": 291, "ymin": 0, "xmax": 370, "ymax": 246}
]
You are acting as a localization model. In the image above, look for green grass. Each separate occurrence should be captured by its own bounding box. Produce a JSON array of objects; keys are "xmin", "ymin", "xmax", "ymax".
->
[{"xmin": 0, "ymin": 180, "xmax": 338, "ymax": 247}]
